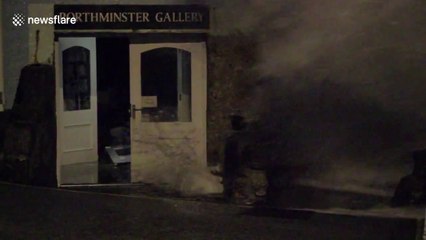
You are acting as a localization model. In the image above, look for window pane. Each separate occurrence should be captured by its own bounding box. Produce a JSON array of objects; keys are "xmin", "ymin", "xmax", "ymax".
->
[
  {"xmin": 63, "ymin": 46, "xmax": 91, "ymax": 111},
  {"xmin": 140, "ymin": 48, "xmax": 192, "ymax": 122}
]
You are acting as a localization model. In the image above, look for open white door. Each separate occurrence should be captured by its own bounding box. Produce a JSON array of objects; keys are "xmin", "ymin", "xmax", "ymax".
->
[
  {"xmin": 129, "ymin": 42, "xmax": 207, "ymax": 184},
  {"xmin": 56, "ymin": 37, "xmax": 98, "ymax": 184}
]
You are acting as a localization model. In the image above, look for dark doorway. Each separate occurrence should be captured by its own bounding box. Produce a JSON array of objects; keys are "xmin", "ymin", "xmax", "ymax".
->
[{"xmin": 96, "ymin": 37, "xmax": 130, "ymax": 184}]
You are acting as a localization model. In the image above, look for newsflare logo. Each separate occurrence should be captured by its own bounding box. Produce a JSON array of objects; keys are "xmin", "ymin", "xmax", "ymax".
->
[
  {"xmin": 12, "ymin": 13, "xmax": 76, "ymax": 27},
  {"xmin": 12, "ymin": 13, "xmax": 26, "ymax": 26}
]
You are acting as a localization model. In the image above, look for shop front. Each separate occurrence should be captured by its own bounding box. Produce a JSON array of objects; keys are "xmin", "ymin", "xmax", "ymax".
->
[{"xmin": 54, "ymin": 5, "xmax": 209, "ymax": 186}]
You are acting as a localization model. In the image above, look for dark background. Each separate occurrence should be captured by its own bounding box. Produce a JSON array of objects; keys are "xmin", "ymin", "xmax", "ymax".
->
[{"xmin": 206, "ymin": 0, "xmax": 426, "ymax": 196}]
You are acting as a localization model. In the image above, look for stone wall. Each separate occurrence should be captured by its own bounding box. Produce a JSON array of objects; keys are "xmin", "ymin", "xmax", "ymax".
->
[{"xmin": 206, "ymin": 32, "xmax": 259, "ymax": 166}]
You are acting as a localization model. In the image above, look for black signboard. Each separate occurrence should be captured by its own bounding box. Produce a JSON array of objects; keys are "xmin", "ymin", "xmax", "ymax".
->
[{"xmin": 54, "ymin": 5, "xmax": 209, "ymax": 30}]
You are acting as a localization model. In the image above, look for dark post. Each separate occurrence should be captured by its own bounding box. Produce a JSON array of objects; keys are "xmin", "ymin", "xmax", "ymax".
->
[{"xmin": 2, "ymin": 64, "xmax": 56, "ymax": 186}]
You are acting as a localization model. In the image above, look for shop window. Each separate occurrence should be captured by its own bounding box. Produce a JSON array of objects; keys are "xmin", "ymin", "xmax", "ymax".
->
[
  {"xmin": 62, "ymin": 46, "xmax": 91, "ymax": 111},
  {"xmin": 140, "ymin": 47, "xmax": 191, "ymax": 122}
]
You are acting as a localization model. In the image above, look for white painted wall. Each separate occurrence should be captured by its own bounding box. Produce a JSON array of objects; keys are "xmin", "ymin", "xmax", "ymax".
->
[{"xmin": 28, "ymin": 4, "xmax": 54, "ymax": 64}]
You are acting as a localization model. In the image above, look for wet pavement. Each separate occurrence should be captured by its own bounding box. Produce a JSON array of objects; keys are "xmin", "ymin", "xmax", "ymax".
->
[
  {"xmin": 0, "ymin": 182, "xmax": 424, "ymax": 240},
  {"xmin": 66, "ymin": 182, "xmax": 425, "ymax": 219}
]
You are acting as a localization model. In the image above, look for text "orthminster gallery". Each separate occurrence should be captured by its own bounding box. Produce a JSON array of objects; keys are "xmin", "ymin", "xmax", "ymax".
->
[{"xmin": 57, "ymin": 11, "xmax": 204, "ymax": 23}]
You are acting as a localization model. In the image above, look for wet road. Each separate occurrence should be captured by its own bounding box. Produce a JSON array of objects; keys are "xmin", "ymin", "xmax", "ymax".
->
[{"xmin": 0, "ymin": 183, "xmax": 422, "ymax": 240}]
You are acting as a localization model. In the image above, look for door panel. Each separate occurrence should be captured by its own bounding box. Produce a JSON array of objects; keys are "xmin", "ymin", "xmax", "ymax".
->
[
  {"xmin": 56, "ymin": 37, "xmax": 98, "ymax": 184},
  {"xmin": 129, "ymin": 43, "xmax": 207, "ymax": 184}
]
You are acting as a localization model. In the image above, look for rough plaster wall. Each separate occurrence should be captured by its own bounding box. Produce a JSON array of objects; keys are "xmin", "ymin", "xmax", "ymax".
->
[{"xmin": 2, "ymin": 0, "xmax": 198, "ymax": 109}]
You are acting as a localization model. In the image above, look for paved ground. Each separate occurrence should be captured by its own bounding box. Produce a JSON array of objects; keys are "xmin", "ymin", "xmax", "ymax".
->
[
  {"xmin": 68, "ymin": 183, "xmax": 425, "ymax": 219},
  {"xmin": 0, "ymin": 182, "xmax": 423, "ymax": 240}
]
